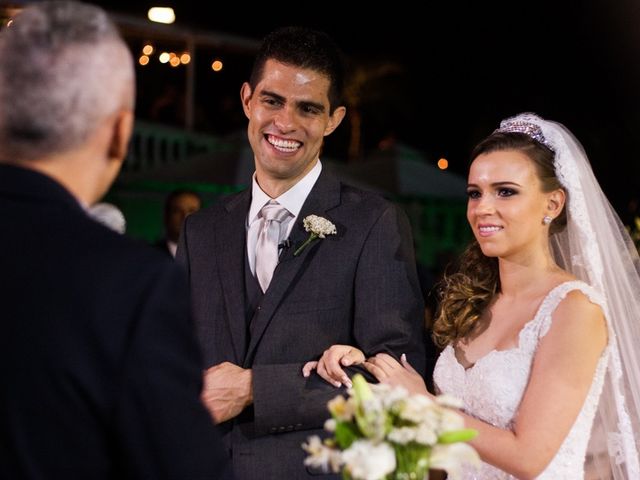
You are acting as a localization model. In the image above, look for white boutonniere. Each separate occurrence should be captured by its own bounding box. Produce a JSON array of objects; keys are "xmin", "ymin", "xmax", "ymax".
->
[{"xmin": 293, "ymin": 215, "xmax": 337, "ymax": 256}]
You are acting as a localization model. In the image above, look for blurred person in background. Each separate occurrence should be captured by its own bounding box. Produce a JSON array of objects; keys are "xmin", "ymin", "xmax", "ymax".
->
[{"xmin": 155, "ymin": 189, "xmax": 202, "ymax": 257}]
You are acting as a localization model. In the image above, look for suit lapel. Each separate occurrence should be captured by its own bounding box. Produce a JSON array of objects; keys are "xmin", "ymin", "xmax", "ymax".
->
[
  {"xmin": 216, "ymin": 190, "xmax": 251, "ymax": 364},
  {"xmin": 245, "ymin": 172, "xmax": 342, "ymax": 364}
]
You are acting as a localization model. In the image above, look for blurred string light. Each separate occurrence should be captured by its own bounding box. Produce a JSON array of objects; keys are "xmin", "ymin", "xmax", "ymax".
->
[
  {"xmin": 136, "ymin": 41, "xmax": 217, "ymax": 70},
  {"xmin": 437, "ymin": 158, "xmax": 449, "ymax": 170},
  {"xmin": 211, "ymin": 59, "xmax": 223, "ymax": 72},
  {"xmin": 147, "ymin": 7, "xmax": 175, "ymax": 24}
]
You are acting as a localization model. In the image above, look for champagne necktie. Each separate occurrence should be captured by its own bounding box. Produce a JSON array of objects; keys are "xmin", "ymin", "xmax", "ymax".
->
[{"xmin": 255, "ymin": 202, "xmax": 290, "ymax": 292}]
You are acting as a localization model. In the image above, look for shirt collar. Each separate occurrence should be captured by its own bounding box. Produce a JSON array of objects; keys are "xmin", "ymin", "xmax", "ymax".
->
[{"xmin": 248, "ymin": 160, "xmax": 322, "ymax": 225}]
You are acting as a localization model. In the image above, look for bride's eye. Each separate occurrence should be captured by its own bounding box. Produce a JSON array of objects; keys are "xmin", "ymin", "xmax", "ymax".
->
[
  {"xmin": 466, "ymin": 189, "xmax": 481, "ymax": 199},
  {"xmin": 498, "ymin": 188, "xmax": 517, "ymax": 197}
]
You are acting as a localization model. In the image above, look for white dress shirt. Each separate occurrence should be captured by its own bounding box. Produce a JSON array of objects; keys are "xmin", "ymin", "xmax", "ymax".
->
[{"xmin": 246, "ymin": 160, "xmax": 322, "ymax": 276}]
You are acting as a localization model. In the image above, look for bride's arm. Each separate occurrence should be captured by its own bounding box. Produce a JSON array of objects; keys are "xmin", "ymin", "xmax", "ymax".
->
[
  {"xmin": 460, "ymin": 291, "xmax": 606, "ymax": 478},
  {"xmin": 366, "ymin": 290, "xmax": 606, "ymax": 479}
]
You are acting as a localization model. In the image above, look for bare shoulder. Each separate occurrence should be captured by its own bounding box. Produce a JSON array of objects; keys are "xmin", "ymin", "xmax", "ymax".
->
[
  {"xmin": 550, "ymin": 287, "xmax": 607, "ymax": 342},
  {"xmin": 556, "ymin": 288, "xmax": 604, "ymax": 319}
]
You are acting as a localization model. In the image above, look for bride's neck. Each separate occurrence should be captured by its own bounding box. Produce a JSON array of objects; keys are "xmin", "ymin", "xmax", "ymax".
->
[{"xmin": 498, "ymin": 253, "xmax": 564, "ymax": 298}]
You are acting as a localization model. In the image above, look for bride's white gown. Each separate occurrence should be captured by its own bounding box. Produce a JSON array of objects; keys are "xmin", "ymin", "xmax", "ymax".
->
[{"xmin": 433, "ymin": 281, "xmax": 609, "ymax": 479}]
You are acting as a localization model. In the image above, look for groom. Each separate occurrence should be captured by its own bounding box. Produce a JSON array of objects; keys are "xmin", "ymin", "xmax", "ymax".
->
[{"xmin": 177, "ymin": 26, "xmax": 426, "ymax": 479}]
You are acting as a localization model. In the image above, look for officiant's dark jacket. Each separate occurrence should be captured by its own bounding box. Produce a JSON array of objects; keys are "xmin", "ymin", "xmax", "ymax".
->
[
  {"xmin": 0, "ymin": 164, "xmax": 232, "ymax": 479},
  {"xmin": 177, "ymin": 170, "xmax": 426, "ymax": 479}
]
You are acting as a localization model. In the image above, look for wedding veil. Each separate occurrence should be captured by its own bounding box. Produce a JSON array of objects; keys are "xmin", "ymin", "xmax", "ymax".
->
[{"xmin": 500, "ymin": 113, "xmax": 640, "ymax": 479}]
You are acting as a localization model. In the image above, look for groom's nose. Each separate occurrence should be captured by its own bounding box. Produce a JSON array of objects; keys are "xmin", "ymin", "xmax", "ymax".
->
[{"xmin": 273, "ymin": 105, "xmax": 298, "ymax": 133}]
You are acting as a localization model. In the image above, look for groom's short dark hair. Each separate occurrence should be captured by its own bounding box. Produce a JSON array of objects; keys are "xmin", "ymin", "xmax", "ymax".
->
[{"xmin": 248, "ymin": 26, "xmax": 345, "ymax": 113}]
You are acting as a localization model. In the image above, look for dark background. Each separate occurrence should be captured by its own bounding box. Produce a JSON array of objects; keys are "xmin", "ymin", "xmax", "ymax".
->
[{"xmin": 95, "ymin": 0, "xmax": 640, "ymax": 220}]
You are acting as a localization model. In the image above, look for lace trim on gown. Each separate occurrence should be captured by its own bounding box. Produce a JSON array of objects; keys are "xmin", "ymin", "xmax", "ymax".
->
[{"xmin": 433, "ymin": 280, "xmax": 609, "ymax": 479}]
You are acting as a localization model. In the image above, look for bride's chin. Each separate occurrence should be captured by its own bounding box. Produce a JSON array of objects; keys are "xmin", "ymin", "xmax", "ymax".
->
[{"xmin": 477, "ymin": 244, "xmax": 500, "ymax": 258}]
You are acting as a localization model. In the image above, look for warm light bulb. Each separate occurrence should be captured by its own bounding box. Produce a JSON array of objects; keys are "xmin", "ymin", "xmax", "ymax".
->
[
  {"xmin": 147, "ymin": 7, "xmax": 175, "ymax": 24},
  {"xmin": 142, "ymin": 44, "xmax": 154, "ymax": 55},
  {"xmin": 139, "ymin": 55, "xmax": 150, "ymax": 66},
  {"xmin": 180, "ymin": 53, "xmax": 191, "ymax": 64},
  {"xmin": 158, "ymin": 52, "xmax": 170, "ymax": 64},
  {"xmin": 211, "ymin": 60, "xmax": 223, "ymax": 72},
  {"xmin": 437, "ymin": 158, "xmax": 449, "ymax": 170}
]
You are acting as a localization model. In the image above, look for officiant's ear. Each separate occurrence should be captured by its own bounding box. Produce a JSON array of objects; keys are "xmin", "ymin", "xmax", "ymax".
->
[{"xmin": 546, "ymin": 188, "xmax": 566, "ymax": 218}]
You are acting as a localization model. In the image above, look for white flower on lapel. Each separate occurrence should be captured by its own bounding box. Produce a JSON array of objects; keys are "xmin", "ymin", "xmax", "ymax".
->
[{"xmin": 293, "ymin": 215, "xmax": 337, "ymax": 256}]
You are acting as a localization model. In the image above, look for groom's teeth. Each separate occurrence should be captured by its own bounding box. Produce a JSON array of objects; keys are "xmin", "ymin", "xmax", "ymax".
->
[{"xmin": 267, "ymin": 135, "xmax": 301, "ymax": 152}]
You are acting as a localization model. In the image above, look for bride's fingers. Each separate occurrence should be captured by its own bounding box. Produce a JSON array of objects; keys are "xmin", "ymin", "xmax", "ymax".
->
[
  {"xmin": 373, "ymin": 353, "xmax": 402, "ymax": 370},
  {"xmin": 302, "ymin": 361, "xmax": 318, "ymax": 378},
  {"xmin": 317, "ymin": 359, "xmax": 342, "ymax": 388},
  {"xmin": 341, "ymin": 348, "xmax": 365, "ymax": 367},
  {"xmin": 302, "ymin": 360, "xmax": 342, "ymax": 388},
  {"xmin": 364, "ymin": 360, "xmax": 387, "ymax": 381},
  {"xmin": 400, "ymin": 353, "xmax": 418, "ymax": 374},
  {"xmin": 323, "ymin": 351, "xmax": 349, "ymax": 385}
]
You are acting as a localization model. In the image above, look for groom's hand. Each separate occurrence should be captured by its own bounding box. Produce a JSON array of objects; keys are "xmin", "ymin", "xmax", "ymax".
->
[{"xmin": 201, "ymin": 362, "xmax": 253, "ymax": 423}]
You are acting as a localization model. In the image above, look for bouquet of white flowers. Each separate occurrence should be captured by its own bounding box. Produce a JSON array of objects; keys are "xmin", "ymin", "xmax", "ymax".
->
[{"xmin": 303, "ymin": 374, "xmax": 479, "ymax": 480}]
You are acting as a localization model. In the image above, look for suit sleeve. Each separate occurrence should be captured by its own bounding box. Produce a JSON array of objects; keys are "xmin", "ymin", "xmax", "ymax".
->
[
  {"xmin": 352, "ymin": 203, "xmax": 427, "ymax": 374},
  {"xmin": 251, "ymin": 203, "xmax": 426, "ymax": 436},
  {"xmin": 112, "ymin": 262, "xmax": 233, "ymax": 479}
]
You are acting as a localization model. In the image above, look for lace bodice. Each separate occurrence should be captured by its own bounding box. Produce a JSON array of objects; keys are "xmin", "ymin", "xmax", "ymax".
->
[{"xmin": 433, "ymin": 281, "xmax": 609, "ymax": 479}]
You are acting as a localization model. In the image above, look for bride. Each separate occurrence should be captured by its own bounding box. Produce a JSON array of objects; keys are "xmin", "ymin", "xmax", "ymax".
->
[{"xmin": 303, "ymin": 113, "xmax": 640, "ymax": 479}]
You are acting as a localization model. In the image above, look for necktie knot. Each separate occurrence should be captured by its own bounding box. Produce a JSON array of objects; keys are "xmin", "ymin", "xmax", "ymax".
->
[{"xmin": 260, "ymin": 203, "xmax": 290, "ymax": 223}]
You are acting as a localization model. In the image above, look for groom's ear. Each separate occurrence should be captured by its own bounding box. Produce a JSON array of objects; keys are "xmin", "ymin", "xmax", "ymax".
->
[
  {"xmin": 546, "ymin": 188, "xmax": 566, "ymax": 216},
  {"xmin": 240, "ymin": 82, "xmax": 253, "ymax": 120}
]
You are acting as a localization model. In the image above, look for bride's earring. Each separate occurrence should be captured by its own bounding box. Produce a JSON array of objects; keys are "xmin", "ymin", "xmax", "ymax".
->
[{"xmin": 543, "ymin": 215, "xmax": 553, "ymax": 225}]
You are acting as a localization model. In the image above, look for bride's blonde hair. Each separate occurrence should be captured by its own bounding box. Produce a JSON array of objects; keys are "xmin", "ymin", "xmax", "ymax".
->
[{"xmin": 432, "ymin": 132, "xmax": 566, "ymax": 348}]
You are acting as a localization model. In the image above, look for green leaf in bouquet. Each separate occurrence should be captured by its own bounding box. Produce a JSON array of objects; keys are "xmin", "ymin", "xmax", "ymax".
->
[
  {"xmin": 393, "ymin": 442, "xmax": 431, "ymax": 480},
  {"xmin": 352, "ymin": 374, "xmax": 373, "ymax": 402},
  {"xmin": 437, "ymin": 428, "xmax": 478, "ymax": 444},
  {"xmin": 355, "ymin": 407, "xmax": 389, "ymax": 441},
  {"xmin": 335, "ymin": 421, "xmax": 361, "ymax": 449},
  {"xmin": 352, "ymin": 374, "xmax": 389, "ymax": 440}
]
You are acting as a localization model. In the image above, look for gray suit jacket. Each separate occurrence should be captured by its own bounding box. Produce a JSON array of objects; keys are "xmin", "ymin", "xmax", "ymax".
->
[{"xmin": 177, "ymin": 171, "xmax": 425, "ymax": 479}]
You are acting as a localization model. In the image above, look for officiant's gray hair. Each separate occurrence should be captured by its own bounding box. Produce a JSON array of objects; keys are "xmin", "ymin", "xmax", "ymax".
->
[{"xmin": 0, "ymin": 1, "xmax": 134, "ymax": 161}]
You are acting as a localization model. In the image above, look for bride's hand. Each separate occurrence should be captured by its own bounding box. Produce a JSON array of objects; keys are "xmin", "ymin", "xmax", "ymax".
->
[
  {"xmin": 365, "ymin": 353, "xmax": 430, "ymax": 397},
  {"xmin": 302, "ymin": 345, "xmax": 365, "ymax": 388}
]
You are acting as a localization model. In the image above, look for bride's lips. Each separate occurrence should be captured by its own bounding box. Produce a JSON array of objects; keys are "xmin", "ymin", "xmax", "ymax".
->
[{"xmin": 477, "ymin": 224, "xmax": 503, "ymax": 237}]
